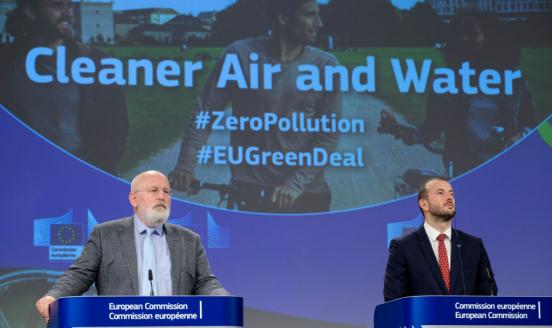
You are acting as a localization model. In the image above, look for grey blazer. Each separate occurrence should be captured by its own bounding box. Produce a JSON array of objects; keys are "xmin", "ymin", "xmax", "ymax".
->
[{"xmin": 47, "ymin": 217, "xmax": 228, "ymax": 297}]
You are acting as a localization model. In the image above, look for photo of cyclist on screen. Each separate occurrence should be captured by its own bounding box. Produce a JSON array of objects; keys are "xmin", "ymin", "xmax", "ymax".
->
[
  {"xmin": 170, "ymin": 0, "xmax": 342, "ymax": 213},
  {"xmin": 378, "ymin": 14, "xmax": 535, "ymax": 176}
]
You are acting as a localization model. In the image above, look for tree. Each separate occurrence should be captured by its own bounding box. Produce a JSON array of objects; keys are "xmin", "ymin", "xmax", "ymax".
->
[
  {"xmin": 400, "ymin": 2, "xmax": 445, "ymax": 46},
  {"xmin": 323, "ymin": 0, "xmax": 401, "ymax": 47},
  {"xmin": 96, "ymin": 33, "xmax": 105, "ymax": 45},
  {"xmin": 209, "ymin": 0, "xmax": 270, "ymax": 46}
]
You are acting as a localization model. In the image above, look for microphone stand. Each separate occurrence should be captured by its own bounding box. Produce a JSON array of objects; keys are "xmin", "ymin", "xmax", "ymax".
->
[{"xmin": 148, "ymin": 269, "xmax": 155, "ymax": 296}]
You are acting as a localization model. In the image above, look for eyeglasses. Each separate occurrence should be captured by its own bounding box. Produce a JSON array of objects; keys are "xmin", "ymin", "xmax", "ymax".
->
[{"xmin": 134, "ymin": 187, "xmax": 172, "ymax": 197}]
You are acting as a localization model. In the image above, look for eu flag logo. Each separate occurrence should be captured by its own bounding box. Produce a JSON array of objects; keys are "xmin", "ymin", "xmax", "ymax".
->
[{"xmin": 50, "ymin": 224, "xmax": 83, "ymax": 245}]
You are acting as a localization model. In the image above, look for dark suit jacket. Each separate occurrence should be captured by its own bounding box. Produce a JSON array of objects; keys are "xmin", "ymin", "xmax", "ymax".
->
[
  {"xmin": 384, "ymin": 226, "xmax": 497, "ymax": 302},
  {"xmin": 47, "ymin": 217, "xmax": 228, "ymax": 297}
]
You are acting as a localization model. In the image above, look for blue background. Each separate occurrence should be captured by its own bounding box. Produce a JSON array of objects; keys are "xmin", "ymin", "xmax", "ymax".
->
[{"xmin": 1, "ymin": 106, "xmax": 551, "ymax": 327}]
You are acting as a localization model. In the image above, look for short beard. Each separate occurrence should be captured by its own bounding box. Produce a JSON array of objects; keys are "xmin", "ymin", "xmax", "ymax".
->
[
  {"xmin": 434, "ymin": 210, "xmax": 456, "ymax": 222},
  {"xmin": 143, "ymin": 207, "xmax": 170, "ymax": 226}
]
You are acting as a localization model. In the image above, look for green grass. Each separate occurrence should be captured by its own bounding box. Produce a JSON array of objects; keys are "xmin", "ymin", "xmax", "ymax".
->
[
  {"xmin": 98, "ymin": 46, "xmax": 552, "ymax": 172},
  {"xmin": 98, "ymin": 46, "xmax": 222, "ymax": 172},
  {"xmin": 520, "ymin": 47, "xmax": 552, "ymax": 122},
  {"xmin": 119, "ymin": 86, "xmax": 195, "ymax": 171},
  {"xmin": 539, "ymin": 120, "xmax": 552, "ymax": 149}
]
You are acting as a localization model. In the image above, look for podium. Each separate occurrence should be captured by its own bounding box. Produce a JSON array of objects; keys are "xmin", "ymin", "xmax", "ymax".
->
[
  {"xmin": 374, "ymin": 296, "xmax": 552, "ymax": 327},
  {"xmin": 47, "ymin": 296, "xmax": 243, "ymax": 327}
]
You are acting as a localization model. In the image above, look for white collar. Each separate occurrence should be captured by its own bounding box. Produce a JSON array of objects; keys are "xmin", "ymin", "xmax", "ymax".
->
[
  {"xmin": 424, "ymin": 221, "xmax": 451, "ymax": 241},
  {"xmin": 133, "ymin": 215, "xmax": 164, "ymax": 235}
]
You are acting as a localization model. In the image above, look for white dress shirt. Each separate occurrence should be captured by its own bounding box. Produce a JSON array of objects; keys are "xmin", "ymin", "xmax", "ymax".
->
[{"xmin": 424, "ymin": 222, "xmax": 451, "ymax": 269}]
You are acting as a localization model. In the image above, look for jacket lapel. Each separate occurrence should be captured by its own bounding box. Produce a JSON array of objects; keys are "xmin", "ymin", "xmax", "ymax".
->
[
  {"xmin": 120, "ymin": 217, "xmax": 138, "ymax": 294},
  {"xmin": 450, "ymin": 229, "xmax": 462, "ymax": 294},
  {"xmin": 165, "ymin": 224, "xmax": 182, "ymax": 295},
  {"xmin": 415, "ymin": 226, "xmax": 448, "ymax": 294}
]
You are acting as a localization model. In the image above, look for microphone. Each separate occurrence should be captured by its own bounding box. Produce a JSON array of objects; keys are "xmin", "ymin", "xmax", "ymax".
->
[
  {"xmin": 148, "ymin": 269, "xmax": 154, "ymax": 296},
  {"xmin": 485, "ymin": 267, "xmax": 496, "ymax": 296},
  {"xmin": 455, "ymin": 230, "xmax": 467, "ymax": 295}
]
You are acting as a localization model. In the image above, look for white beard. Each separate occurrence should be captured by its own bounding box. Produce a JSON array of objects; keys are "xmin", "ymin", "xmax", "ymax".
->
[{"xmin": 143, "ymin": 206, "xmax": 170, "ymax": 226}]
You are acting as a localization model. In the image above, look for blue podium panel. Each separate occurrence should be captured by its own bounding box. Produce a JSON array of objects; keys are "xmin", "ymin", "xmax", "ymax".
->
[
  {"xmin": 48, "ymin": 296, "xmax": 243, "ymax": 327},
  {"xmin": 374, "ymin": 296, "xmax": 552, "ymax": 327}
]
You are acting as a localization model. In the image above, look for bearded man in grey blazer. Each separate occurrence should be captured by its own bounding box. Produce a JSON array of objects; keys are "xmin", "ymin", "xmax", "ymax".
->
[{"xmin": 35, "ymin": 170, "xmax": 229, "ymax": 322}]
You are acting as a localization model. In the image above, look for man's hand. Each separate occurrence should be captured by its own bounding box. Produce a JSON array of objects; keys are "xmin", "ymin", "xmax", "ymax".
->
[
  {"xmin": 379, "ymin": 110, "xmax": 419, "ymax": 145},
  {"xmin": 35, "ymin": 295, "xmax": 56, "ymax": 322},
  {"xmin": 378, "ymin": 110, "xmax": 400, "ymax": 135},
  {"xmin": 169, "ymin": 169, "xmax": 193, "ymax": 192},
  {"xmin": 271, "ymin": 185, "xmax": 302, "ymax": 209}
]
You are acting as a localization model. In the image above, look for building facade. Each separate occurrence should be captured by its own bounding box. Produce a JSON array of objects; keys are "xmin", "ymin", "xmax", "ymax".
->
[
  {"xmin": 431, "ymin": 0, "xmax": 552, "ymax": 16},
  {"xmin": 73, "ymin": 1, "xmax": 115, "ymax": 44},
  {"xmin": 116, "ymin": 8, "xmax": 178, "ymax": 25},
  {"xmin": 114, "ymin": 8, "xmax": 178, "ymax": 41}
]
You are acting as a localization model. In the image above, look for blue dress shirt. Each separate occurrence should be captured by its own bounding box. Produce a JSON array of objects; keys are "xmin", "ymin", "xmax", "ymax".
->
[{"xmin": 133, "ymin": 216, "xmax": 172, "ymax": 295}]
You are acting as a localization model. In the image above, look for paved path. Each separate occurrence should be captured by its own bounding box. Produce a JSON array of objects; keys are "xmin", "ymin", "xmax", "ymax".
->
[{"xmin": 326, "ymin": 92, "xmax": 443, "ymax": 209}]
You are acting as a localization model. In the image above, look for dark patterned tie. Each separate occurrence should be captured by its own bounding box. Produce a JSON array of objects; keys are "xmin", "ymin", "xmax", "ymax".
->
[{"xmin": 437, "ymin": 234, "xmax": 450, "ymax": 292}]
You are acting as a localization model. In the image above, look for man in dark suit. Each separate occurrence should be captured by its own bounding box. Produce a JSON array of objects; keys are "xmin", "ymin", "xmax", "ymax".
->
[
  {"xmin": 35, "ymin": 170, "xmax": 229, "ymax": 322},
  {"xmin": 384, "ymin": 177, "xmax": 497, "ymax": 302}
]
